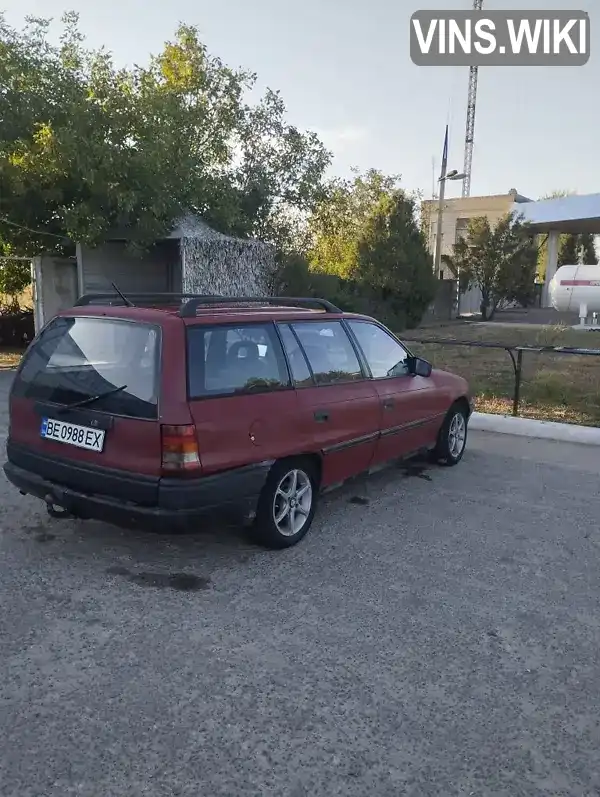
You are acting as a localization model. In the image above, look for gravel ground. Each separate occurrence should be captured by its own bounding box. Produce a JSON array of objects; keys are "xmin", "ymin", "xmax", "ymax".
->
[{"xmin": 2, "ymin": 368, "xmax": 600, "ymax": 796}]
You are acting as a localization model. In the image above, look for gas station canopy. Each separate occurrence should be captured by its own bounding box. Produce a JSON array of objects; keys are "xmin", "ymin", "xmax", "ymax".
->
[{"xmin": 513, "ymin": 193, "xmax": 600, "ymax": 235}]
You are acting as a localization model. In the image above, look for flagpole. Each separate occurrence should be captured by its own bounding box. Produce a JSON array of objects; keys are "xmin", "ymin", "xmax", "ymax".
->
[{"xmin": 433, "ymin": 124, "xmax": 449, "ymax": 278}]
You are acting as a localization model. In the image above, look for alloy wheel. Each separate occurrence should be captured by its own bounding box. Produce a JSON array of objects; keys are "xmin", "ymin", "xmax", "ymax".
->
[
  {"xmin": 272, "ymin": 468, "xmax": 313, "ymax": 537},
  {"xmin": 448, "ymin": 412, "xmax": 466, "ymax": 459}
]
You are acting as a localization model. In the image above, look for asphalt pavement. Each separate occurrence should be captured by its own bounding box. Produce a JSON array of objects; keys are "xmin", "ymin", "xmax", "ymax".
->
[{"xmin": 2, "ymin": 368, "xmax": 600, "ymax": 796}]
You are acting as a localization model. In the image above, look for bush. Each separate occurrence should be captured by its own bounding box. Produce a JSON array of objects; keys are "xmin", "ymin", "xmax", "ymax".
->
[
  {"xmin": 0, "ymin": 306, "xmax": 34, "ymax": 347},
  {"xmin": 303, "ymin": 172, "xmax": 435, "ymax": 330},
  {"xmin": 274, "ymin": 252, "xmax": 410, "ymax": 331},
  {"xmin": 0, "ymin": 260, "xmax": 31, "ymax": 301},
  {"xmin": 355, "ymin": 190, "xmax": 436, "ymax": 329}
]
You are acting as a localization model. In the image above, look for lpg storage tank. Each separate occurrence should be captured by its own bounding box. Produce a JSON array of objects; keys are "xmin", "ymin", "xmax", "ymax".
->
[{"xmin": 549, "ymin": 265, "xmax": 600, "ymax": 327}]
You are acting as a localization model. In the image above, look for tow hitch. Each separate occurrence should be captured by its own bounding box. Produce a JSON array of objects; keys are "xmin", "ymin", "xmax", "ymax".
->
[{"xmin": 44, "ymin": 494, "xmax": 73, "ymax": 519}]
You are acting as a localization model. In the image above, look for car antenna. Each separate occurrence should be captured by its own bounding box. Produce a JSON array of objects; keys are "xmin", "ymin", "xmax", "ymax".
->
[{"xmin": 111, "ymin": 282, "xmax": 135, "ymax": 307}]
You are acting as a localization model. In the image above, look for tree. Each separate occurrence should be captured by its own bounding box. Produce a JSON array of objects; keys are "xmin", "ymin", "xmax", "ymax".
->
[
  {"xmin": 307, "ymin": 169, "xmax": 401, "ymax": 278},
  {"xmin": 537, "ymin": 191, "xmax": 574, "ymax": 279},
  {"xmin": 304, "ymin": 170, "xmax": 435, "ymax": 328},
  {"xmin": 558, "ymin": 232, "xmax": 598, "ymax": 266},
  {"xmin": 536, "ymin": 191, "xmax": 599, "ymax": 274},
  {"xmin": 443, "ymin": 213, "xmax": 537, "ymax": 321},
  {"xmin": 356, "ymin": 191, "xmax": 436, "ymax": 328},
  {"xmin": 0, "ymin": 13, "xmax": 331, "ymax": 256},
  {"xmin": 0, "ymin": 231, "xmax": 30, "ymax": 306},
  {"xmin": 579, "ymin": 232, "xmax": 598, "ymax": 265},
  {"xmin": 0, "ymin": 260, "xmax": 31, "ymax": 306},
  {"xmin": 558, "ymin": 234, "xmax": 579, "ymax": 266}
]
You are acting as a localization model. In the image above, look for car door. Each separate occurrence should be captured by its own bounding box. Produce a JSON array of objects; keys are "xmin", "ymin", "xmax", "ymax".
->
[
  {"xmin": 346, "ymin": 319, "xmax": 440, "ymax": 465},
  {"xmin": 186, "ymin": 321, "xmax": 300, "ymax": 475},
  {"xmin": 277, "ymin": 321, "xmax": 380, "ymax": 488}
]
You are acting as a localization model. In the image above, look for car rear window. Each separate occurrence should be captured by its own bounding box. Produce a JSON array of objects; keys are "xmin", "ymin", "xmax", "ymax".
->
[
  {"xmin": 13, "ymin": 316, "xmax": 160, "ymax": 419},
  {"xmin": 186, "ymin": 323, "xmax": 290, "ymax": 397}
]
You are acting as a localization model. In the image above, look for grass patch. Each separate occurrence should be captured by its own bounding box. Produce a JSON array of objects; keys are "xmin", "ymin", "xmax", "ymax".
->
[
  {"xmin": 0, "ymin": 347, "xmax": 24, "ymax": 370},
  {"xmin": 405, "ymin": 322, "xmax": 600, "ymax": 427}
]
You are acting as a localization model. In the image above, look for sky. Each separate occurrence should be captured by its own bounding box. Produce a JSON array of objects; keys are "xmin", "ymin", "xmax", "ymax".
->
[{"xmin": 2, "ymin": 0, "xmax": 598, "ymax": 203}]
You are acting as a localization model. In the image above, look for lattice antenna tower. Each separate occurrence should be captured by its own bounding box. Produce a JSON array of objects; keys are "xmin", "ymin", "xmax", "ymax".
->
[{"xmin": 462, "ymin": 0, "xmax": 483, "ymax": 197}]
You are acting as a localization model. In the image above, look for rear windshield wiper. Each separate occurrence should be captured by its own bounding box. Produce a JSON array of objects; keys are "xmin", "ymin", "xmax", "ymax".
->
[{"xmin": 57, "ymin": 384, "xmax": 128, "ymax": 413}]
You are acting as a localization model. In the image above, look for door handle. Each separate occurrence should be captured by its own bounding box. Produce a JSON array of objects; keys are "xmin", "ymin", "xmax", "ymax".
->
[
  {"xmin": 383, "ymin": 399, "xmax": 395, "ymax": 410},
  {"xmin": 314, "ymin": 410, "xmax": 329, "ymax": 422}
]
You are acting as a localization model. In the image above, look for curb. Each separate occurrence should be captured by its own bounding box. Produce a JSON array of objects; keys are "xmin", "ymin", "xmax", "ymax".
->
[{"xmin": 469, "ymin": 411, "xmax": 600, "ymax": 446}]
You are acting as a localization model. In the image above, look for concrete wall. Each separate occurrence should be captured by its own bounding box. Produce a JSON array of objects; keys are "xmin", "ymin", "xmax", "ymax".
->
[
  {"xmin": 36, "ymin": 224, "xmax": 272, "ymax": 329},
  {"xmin": 420, "ymin": 192, "xmax": 529, "ymax": 316},
  {"xmin": 421, "ymin": 279, "xmax": 458, "ymax": 324},
  {"xmin": 421, "ymin": 193, "xmax": 519, "ymax": 277},
  {"xmin": 77, "ymin": 240, "xmax": 180, "ymax": 295},
  {"xmin": 75, "ymin": 216, "xmax": 273, "ymax": 302},
  {"xmin": 32, "ymin": 256, "xmax": 78, "ymax": 332}
]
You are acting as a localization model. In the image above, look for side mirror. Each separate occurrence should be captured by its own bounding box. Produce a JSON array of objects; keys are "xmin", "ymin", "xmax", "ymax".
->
[{"xmin": 408, "ymin": 356, "xmax": 432, "ymax": 378}]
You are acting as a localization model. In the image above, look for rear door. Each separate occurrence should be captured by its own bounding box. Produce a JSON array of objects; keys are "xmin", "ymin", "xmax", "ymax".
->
[
  {"xmin": 9, "ymin": 315, "xmax": 163, "ymax": 486},
  {"xmin": 345, "ymin": 320, "xmax": 441, "ymax": 464},
  {"xmin": 278, "ymin": 320, "xmax": 380, "ymax": 487},
  {"xmin": 186, "ymin": 321, "xmax": 300, "ymax": 474}
]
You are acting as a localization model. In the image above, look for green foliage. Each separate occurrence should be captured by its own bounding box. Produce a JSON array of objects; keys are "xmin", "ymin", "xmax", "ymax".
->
[
  {"xmin": 558, "ymin": 234, "xmax": 579, "ymax": 267},
  {"xmin": 307, "ymin": 169, "xmax": 401, "ymax": 278},
  {"xmin": 443, "ymin": 213, "xmax": 537, "ymax": 320},
  {"xmin": 275, "ymin": 173, "xmax": 436, "ymax": 330},
  {"xmin": 556, "ymin": 232, "xmax": 598, "ymax": 267},
  {"xmin": 356, "ymin": 191, "xmax": 436, "ymax": 328},
  {"xmin": 536, "ymin": 192, "xmax": 599, "ymax": 274},
  {"xmin": 0, "ymin": 232, "xmax": 31, "ymax": 304},
  {"xmin": 274, "ymin": 252, "xmax": 410, "ymax": 330},
  {"xmin": 579, "ymin": 232, "xmax": 598, "ymax": 265},
  {"xmin": 0, "ymin": 259, "xmax": 31, "ymax": 301},
  {"xmin": 0, "ymin": 13, "xmax": 331, "ymax": 255},
  {"xmin": 538, "ymin": 232, "xmax": 599, "ymax": 278}
]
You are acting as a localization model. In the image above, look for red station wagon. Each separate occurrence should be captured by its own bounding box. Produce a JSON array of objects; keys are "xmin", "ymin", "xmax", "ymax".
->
[{"xmin": 3, "ymin": 294, "xmax": 473, "ymax": 548}]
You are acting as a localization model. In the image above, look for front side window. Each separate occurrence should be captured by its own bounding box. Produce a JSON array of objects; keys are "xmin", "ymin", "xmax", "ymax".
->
[
  {"xmin": 347, "ymin": 320, "xmax": 410, "ymax": 378},
  {"xmin": 13, "ymin": 316, "xmax": 160, "ymax": 418},
  {"xmin": 291, "ymin": 321, "xmax": 363, "ymax": 385},
  {"xmin": 187, "ymin": 323, "xmax": 290, "ymax": 397}
]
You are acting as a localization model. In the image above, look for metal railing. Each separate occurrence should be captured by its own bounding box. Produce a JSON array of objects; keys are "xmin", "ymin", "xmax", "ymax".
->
[{"xmin": 402, "ymin": 336, "xmax": 600, "ymax": 417}]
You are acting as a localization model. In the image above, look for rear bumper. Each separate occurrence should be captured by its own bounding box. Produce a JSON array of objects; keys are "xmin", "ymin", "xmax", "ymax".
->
[{"xmin": 3, "ymin": 453, "xmax": 272, "ymax": 532}]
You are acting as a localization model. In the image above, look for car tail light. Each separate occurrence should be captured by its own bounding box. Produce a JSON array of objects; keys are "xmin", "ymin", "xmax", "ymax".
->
[{"xmin": 161, "ymin": 424, "xmax": 201, "ymax": 474}]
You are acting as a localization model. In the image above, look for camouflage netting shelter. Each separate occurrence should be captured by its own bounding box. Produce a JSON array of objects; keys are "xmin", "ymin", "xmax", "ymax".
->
[
  {"xmin": 175, "ymin": 214, "xmax": 276, "ymax": 296},
  {"xmin": 33, "ymin": 213, "xmax": 278, "ymax": 333}
]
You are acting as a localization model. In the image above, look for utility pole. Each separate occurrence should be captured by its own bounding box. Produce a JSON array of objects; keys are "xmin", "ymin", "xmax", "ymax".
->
[{"xmin": 433, "ymin": 126, "xmax": 466, "ymax": 317}]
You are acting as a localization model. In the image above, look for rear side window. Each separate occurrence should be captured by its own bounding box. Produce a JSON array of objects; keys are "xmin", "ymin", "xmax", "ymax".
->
[
  {"xmin": 187, "ymin": 323, "xmax": 290, "ymax": 398},
  {"xmin": 277, "ymin": 324, "xmax": 314, "ymax": 387},
  {"xmin": 291, "ymin": 321, "xmax": 363, "ymax": 385},
  {"xmin": 13, "ymin": 316, "xmax": 160, "ymax": 419}
]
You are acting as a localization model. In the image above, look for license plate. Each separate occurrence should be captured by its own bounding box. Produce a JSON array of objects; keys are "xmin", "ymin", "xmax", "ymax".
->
[{"xmin": 40, "ymin": 417, "xmax": 105, "ymax": 452}]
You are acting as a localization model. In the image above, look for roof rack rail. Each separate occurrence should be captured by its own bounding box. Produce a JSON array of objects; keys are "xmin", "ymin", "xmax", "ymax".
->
[
  {"xmin": 74, "ymin": 292, "xmax": 211, "ymax": 307},
  {"xmin": 179, "ymin": 296, "xmax": 342, "ymax": 318}
]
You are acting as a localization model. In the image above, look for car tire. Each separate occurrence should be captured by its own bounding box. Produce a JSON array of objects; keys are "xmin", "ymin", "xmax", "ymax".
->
[
  {"xmin": 251, "ymin": 458, "xmax": 319, "ymax": 549},
  {"xmin": 432, "ymin": 403, "xmax": 468, "ymax": 466}
]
